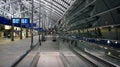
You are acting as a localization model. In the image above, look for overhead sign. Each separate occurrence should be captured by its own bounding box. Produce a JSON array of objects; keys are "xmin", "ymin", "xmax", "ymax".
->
[
  {"xmin": 21, "ymin": 18, "xmax": 29, "ymax": 24},
  {"xmin": 12, "ymin": 18, "xmax": 20, "ymax": 24},
  {"xmin": 0, "ymin": 16, "xmax": 35, "ymax": 28},
  {"xmin": 34, "ymin": 27, "xmax": 44, "ymax": 31},
  {"xmin": 30, "ymin": 23, "xmax": 37, "ymax": 27},
  {"xmin": 0, "ymin": 16, "xmax": 11, "ymax": 25}
]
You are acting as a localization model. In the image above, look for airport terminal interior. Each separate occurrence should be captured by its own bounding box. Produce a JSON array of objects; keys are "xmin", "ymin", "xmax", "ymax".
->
[{"xmin": 0, "ymin": 0, "xmax": 120, "ymax": 67}]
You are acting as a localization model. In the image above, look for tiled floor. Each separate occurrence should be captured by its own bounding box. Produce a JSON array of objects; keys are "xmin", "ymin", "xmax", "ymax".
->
[{"xmin": 0, "ymin": 36, "xmax": 38, "ymax": 67}]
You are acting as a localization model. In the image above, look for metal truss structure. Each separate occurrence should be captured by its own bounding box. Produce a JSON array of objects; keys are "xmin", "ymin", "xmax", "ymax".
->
[{"xmin": 0, "ymin": 0, "xmax": 75, "ymax": 29}]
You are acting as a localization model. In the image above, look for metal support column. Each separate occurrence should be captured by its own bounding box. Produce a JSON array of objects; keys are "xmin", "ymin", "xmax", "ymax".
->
[
  {"xmin": 26, "ymin": 29, "xmax": 28, "ymax": 38},
  {"xmin": 39, "ymin": 4, "xmax": 41, "ymax": 46},
  {"xmin": 30, "ymin": 0, "xmax": 34, "ymax": 48},
  {"xmin": 41, "ymin": 7, "xmax": 44, "ymax": 41},
  {"xmin": 11, "ymin": 4, "xmax": 14, "ymax": 41},
  {"xmin": 11, "ymin": 20, "xmax": 14, "ymax": 41},
  {"xmin": 20, "ymin": 20, "xmax": 22, "ymax": 39},
  {"xmin": 20, "ymin": 1, "xmax": 22, "ymax": 39}
]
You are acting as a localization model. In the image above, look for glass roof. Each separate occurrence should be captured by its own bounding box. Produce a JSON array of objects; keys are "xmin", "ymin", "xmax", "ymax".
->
[{"xmin": 0, "ymin": 0, "xmax": 75, "ymax": 29}]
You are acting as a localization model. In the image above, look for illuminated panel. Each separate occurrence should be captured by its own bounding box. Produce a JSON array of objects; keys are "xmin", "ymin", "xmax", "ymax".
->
[{"xmin": 12, "ymin": 18, "xmax": 20, "ymax": 24}]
